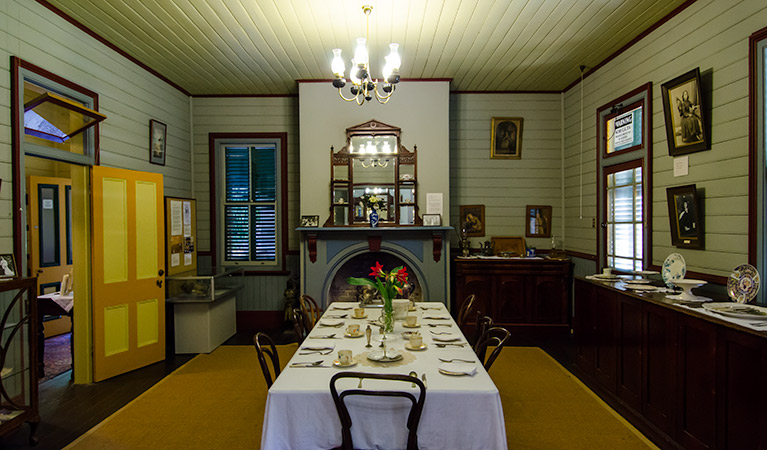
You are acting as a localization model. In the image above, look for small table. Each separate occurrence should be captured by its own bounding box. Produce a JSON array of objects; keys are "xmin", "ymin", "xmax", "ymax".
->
[
  {"xmin": 260, "ymin": 302, "xmax": 508, "ymax": 450},
  {"xmin": 36, "ymin": 292, "xmax": 74, "ymax": 378}
]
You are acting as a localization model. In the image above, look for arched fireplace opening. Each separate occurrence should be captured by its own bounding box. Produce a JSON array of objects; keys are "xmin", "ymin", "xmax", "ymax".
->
[{"xmin": 328, "ymin": 251, "xmax": 422, "ymax": 304}]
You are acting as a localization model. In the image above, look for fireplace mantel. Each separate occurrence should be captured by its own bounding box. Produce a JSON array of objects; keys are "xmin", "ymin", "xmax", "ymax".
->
[{"xmin": 298, "ymin": 226, "xmax": 452, "ymax": 308}]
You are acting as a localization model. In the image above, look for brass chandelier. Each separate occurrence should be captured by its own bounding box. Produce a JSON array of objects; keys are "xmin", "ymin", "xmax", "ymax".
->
[{"xmin": 330, "ymin": 5, "xmax": 401, "ymax": 105}]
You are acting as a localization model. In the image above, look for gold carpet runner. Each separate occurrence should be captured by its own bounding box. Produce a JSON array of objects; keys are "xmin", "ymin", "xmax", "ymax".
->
[{"xmin": 64, "ymin": 345, "xmax": 657, "ymax": 450}]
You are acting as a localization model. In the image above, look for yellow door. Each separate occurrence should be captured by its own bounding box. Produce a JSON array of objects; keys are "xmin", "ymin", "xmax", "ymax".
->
[
  {"xmin": 28, "ymin": 176, "xmax": 73, "ymax": 294},
  {"xmin": 91, "ymin": 166, "xmax": 165, "ymax": 382}
]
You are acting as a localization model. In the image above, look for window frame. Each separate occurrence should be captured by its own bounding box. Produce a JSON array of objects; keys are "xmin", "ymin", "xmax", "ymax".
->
[
  {"xmin": 604, "ymin": 160, "xmax": 644, "ymax": 272},
  {"xmin": 596, "ymin": 83, "xmax": 653, "ymax": 272},
  {"xmin": 208, "ymin": 133, "xmax": 288, "ymax": 274},
  {"xmin": 748, "ymin": 27, "xmax": 767, "ymax": 304}
]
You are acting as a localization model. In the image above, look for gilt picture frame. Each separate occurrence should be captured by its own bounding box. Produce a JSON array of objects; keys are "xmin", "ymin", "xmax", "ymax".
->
[
  {"xmin": 459, "ymin": 205, "xmax": 485, "ymax": 237},
  {"xmin": 149, "ymin": 119, "xmax": 167, "ymax": 166},
  {"xmin": 661, "ymin": 68, "xmax": 710, "ymax": 156},
  {"xmin": 490, "ymin": 117, "xmax": 523, "ymax": 159},
  {"xmin": 666, "ymin": 184, "xmax": 704, "ymax": 249}
]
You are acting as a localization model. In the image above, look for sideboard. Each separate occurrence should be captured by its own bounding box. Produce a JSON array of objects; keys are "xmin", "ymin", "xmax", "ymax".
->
[
  {"xmin": 453, "ymin": 257, "xmax": 572, "ymax": 336},
  {"xmin": 573, "ymin": 277, "xmax": 767, "ymax": 450}
]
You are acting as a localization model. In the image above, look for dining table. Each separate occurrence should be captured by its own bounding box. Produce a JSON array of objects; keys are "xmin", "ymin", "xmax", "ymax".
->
[{"xmin": 260, "ymin": 302, "xmax": 508, "ymax": 450}]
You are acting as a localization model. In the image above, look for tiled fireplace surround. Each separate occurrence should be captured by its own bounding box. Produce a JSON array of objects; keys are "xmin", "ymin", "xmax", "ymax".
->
[{"xmin": 299, "ymin": 227, "xmax": 452, "ymax": 309}]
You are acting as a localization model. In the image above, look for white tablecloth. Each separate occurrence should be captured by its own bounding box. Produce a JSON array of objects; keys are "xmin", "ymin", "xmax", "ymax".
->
[
  {"xmin": 261, "ymin": 302, "xmax": 508, "ymax": 450},
  {"xmin": 37, "ymin": 292, "xmax": 74, "ymax": 313}
]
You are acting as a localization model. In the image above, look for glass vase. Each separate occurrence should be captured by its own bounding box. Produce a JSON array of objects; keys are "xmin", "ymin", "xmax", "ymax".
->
[{"xmin": 380, "ymin": 298, "xmax": 394, "ymax": 333}]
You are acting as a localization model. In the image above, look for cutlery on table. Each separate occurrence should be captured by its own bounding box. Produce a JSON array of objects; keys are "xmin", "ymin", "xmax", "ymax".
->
[
  {"xmin": 290, "ymin": 360, "xmax": 324, "ymax": 367},
  {"xmin": 311, "ymin": 334, "xmax": 336, "ymax": 338},
  {"xmin": 292, "ymin": 364, "xmax": 330, "ymax": 368},
  {"xmin": 424, "ymin": 316, "xmax": 450, "ymax": 320},
  {"xmin": 438, "ymin": 358, "xmax": 475, "ymax": 363},
  {"xmin": 333, "ymin": 306, "xmax": 353, "ymax": 310},
  {"xmin": 436, "ymin": 343, "xmax": 466, "ymax": 348},
  {"xmin": 427, "ymin": 324, "xmax": 451, "ymax": 327},
  {"xmin": 324, "ymin": 314, "xmax": 347, "ymax": 318},
  {"xmin": 420, "ymin": 306, "xmax": 441, "ymax": 311},
  {"xmin": 430, "ymin": 331, "xmax": 452, "ymax": 335},
  {"xmin": 298, "ymin": 349, "xmax": 333, "ymax": 355}
]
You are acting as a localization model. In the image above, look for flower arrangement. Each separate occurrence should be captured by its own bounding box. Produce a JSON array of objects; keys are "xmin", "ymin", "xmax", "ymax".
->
[
  {"xmin": 361, "ymin": 193, "xmax": 384, "ymax": 211},
  {"xmin": 347, "ymin": 261, "xmax": 408, "ymax": 332}
]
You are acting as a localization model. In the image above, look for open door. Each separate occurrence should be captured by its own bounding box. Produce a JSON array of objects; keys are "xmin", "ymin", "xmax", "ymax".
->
[{"xmin": 91, "ymin": 166, "xmax": 165, "ymax": 382}]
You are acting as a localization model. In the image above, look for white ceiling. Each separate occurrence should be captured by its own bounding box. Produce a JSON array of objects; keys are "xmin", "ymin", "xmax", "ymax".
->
[{"xmin": 45, "ymin": 0, "xmax": 690, "ymax": 95}]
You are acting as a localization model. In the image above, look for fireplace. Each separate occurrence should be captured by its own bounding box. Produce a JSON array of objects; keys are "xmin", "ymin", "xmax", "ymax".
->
[{"xmin": 298, "ymin": 227, "xmax": 451, "ymax": 309}]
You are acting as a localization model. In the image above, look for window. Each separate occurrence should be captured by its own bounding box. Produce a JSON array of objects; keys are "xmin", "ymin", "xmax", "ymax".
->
[
  {"xmin": 749, "ymin": 27, "xmax": 767, "ymax": 303},
  {"xmin": 211, "ymin": 134, "xmax": 287, "ymax": 272},
  {"xmin": 596, "ymin": 84, "xmax": 652, "ymax": 271}
]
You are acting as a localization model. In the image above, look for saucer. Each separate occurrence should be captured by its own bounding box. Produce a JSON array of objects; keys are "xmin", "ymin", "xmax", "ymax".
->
[
  {"xmin": 402, "ymin": 323, "xmax": 421, "ymax": 328},
  {"xmin": 405, "ymin": 342, "xmax": 427, "ymax": 351},
  {"xmin": 344, "ymin": 331, "xmax": 364, "ymax": 338},
  {"xmin": 333, "ymin": 359, "xmax": 357, "ymax": 368},
  {"xmin": 351, "ymin": 314, "xmax": 368, "ymax": 319},
  {"xmin": 408, "ymin": 306, "xmax": 417, "ymax": 312}
]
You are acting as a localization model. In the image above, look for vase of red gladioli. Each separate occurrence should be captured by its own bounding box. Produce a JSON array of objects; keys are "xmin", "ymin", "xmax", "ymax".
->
[{"xmin": 347, "ymin": 261, "xmax": 409, "ymax": 333}]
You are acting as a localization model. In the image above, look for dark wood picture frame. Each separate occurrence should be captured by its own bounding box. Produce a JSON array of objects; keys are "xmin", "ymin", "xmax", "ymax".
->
[
  {"xmin": 459, "ymin": 205, "xmax": 485, "ymax": 237},
  {"xmin": 525, "ymin": 205, "xmax": 552, "ymax": 238},
  {"xmin": 661, "ymin": 68, "xmax": 710, "ymax": 156},
  {"xmin": 0, "ymin": 253, "xmax": 17, "ymax": 278},
  {"xmin": 490, "ymin": 117, "xmax": 523, "ymax": 159},
  {"xmin": 149, "ymin": 119, "xmax": 167, "ymax": 166},
  {"xmin": 666, "ymin": 184, "xmax": 704, "ymax": 249}
]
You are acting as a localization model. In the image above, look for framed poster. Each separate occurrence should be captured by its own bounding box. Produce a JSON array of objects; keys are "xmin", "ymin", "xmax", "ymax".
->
[
  {"xmin": 661, "ymin": 68, "xmax": 710, "ymax": 156},
  {"xmin": 490, "ymin": 117, "xmax": 523, "ymax": 159},
  {"xmin": 666, "ymin": 184, "xmax": 704, "ymax": 249}
]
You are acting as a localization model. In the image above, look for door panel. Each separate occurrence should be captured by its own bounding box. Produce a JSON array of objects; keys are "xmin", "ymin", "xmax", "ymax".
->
[
  {"xmin": 92, "ymin": 166, "xmax": 165, "ymax": 382},
  {"xmin": 28, "ymin": 176, "xmax": 72, "ymax": 294}
]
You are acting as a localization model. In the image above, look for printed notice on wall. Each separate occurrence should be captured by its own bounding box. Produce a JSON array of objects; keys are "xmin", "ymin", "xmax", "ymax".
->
[
  {"xmin": 673, "ymin": 156, "xmax": 689, "ymax": 177},
  {"xmin": 426, "ymin": 193, "xmax": 443, "ymax": 215},
  {"xmin": 170, "ymin": 200, "xmax": 183, "ymax": 236},
  {"xmin": 171, "ymin": 253, "xmax": 180, "ymax": 267},
  {"xmin": 183, "ymin": 201, "xmax": 191, "ymax": 225},
  {"xmin": 184, "ymin": 253, "xmax": 192, "ymax": 266}
]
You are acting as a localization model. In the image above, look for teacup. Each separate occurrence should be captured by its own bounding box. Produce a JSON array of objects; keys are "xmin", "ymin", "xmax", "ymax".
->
[
  {"xmin": 602, "ymin": 267, "xmax": 612, "ymax": 276},
  {"xmin": 353, "ymin": 307, "xmax": 366, "ymax": 318},
  {"xmin": 346, "ymin": 324, "xmax": 360, "ymax": 335},
  {"xmin": 405, "ymin": 315, "xmax": 418, "ymax": 327},
  {"xmin": 338, "ymin": 349, "xmax": 353, "ymax": 365},
  {"xmin": 409, "ymin": 333, "xmax": 423, "ymax": 348}
]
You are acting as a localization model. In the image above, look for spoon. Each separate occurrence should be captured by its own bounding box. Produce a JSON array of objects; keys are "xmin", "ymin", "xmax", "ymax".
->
[
  {"xmin": 438, "ymin": 358, "xmax": 475, "ymax": 363},
  {"xmin": 409, "ymin": 371, "xmax": 418, "ymax": 388}
]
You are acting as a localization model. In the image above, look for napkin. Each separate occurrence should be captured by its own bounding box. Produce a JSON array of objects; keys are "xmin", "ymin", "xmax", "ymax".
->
[
  {"xmin": 439, "ymin": 362, "xmax": 477, "ymax": 376},
  {"xmin": 319, "ymin": 318, "xmax": 345, "ymax": 326},
  {"xmin": 432, "ymin": 333, "xmax": 460, "ymax": 342},
  {"xmin": 300, "ymin": 342, "xmax": 335, "ymax": 351}
]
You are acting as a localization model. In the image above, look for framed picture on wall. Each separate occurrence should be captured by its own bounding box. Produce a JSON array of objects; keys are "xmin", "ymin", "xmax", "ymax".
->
[
  {"xmin": 490, "ymin": 117, "xmax": 523, "ymax": 159},
  {"xmin": 666, "ymin": 184, "xmax": 704, "ymax": 249},
  {"xmin": 301, "ymin": 215, "xmax": 319, "ymax": 227},
  {"xmin": 661, "ymin": 68, "xmax": 710, "ymax": 156},
  {"xmin": 149, "ymin": 119, "xmax": 167, "ymax": 166},
  {"xmin": 459, "ymin": 205, "xmax": 485, "ymax": 237},
  {"xmin": 525, "ymin": 205, "xmax": 552, "ymax": 238},
  {"xmin": 0, "ymin": 254, "xmax": 17, "ymax": 278},
  {"xmin": 423, "ymin": 214, "xmax": 442, "ymax": 226}
]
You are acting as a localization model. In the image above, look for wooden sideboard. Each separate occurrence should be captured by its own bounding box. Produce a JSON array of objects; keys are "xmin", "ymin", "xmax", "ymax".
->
[
  {"xmin": 574, "ymin": 277, "xmax": 767, "ymax": 450},
  {"xmin": 453, "ymin": 257, "xmax": 572, "ymax": 336}
]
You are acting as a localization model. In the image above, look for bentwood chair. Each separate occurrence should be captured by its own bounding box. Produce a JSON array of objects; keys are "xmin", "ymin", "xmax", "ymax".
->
[
  {"xmin": 299, "ymin": 294, "xmax": 322, "ymax": 330},
  {"xmin": 469, "ymin": 311, "xmax": 494, "ymax": 347},
  {"xmin": 330, "ymin": 372, "xmax": 426, "ymax": 450},
  {"xmin": 292, "ymin": 309, "xmax": 308, "ymax": 343},
  {"xmin": 474, "ymin": 326, "xmax": 511, "ymax": 372},
  {"xmin": 254, "ymin": 332, "xmax": 281, "ymax": 388},
  {"xmin": 456, "ymin": 294, "xmax": 476, "ymax": 331}
]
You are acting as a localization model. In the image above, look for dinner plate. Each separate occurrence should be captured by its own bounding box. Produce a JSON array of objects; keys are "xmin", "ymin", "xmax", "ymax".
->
[
  {"xmin": 662, "ymin": 253, "xmax": 687, "ymax": 287},
  {"xmin": 367, "ymin": 351, "xmax": 404, "ymax": 362},
  {"xmin": 438, "ymin": 362, "xmax": 477, "ymax": 376},
  {"xmin": 333, "ymin": 359, "xmax": 357, "ymax": 368},
  {"xmin": 624, "ymin": 279, "xmax": 652, "ymax": 284},
  {"xmin": 300, "ymin": 343, "xmax": 335, "ymax": 351},
  {"xmin": 634, "ymin": 270, "xmax": 659, "ymax": 276},
  {"xmin": 404, "ymin": 342, "xmax": 427, "ymax": 351},
  {"xmin": 402, "ymin": 323, "xmax": 421, "ymax": 328},
  {"xmin": 592, "ymin": 273, "xmax": 621, "ymax": 280},
  {"xmin": 319, "ymin": 319, "xmax": 345, "ymax": 327},
  {"xmin": 344, "ymin": 331, "xmax": 364, "ymax": 338},
  {"xmin": 727, "ymin": 264, "xmax": 760, "ymax": 304},
  {"xmin": 626, "ymin": 285, "xmax": 656, "ymax": 291},
  {"xmin": 702, "ymin": 302, "xmax": 767, "ymax": 319},
  {"xmin": 432, "ymin": 334, "xmax": 461, "ymax": 342}
]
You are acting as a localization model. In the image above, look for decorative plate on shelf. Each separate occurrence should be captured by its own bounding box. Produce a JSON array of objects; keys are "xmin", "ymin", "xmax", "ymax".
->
[
  {"xmin": 592, "ymin": 273, "xmax": 621, "ymax": 280},
  {"xmin": 727, "ymin": 264, "xmax": 760, "ymax": 304},
  {"xmin": 662, "ymin": 253, "xmax": 686, "ymax": 287},
  {"xmin": 702, "ymin": 302, "xmax": 767, "ymax": 319}
]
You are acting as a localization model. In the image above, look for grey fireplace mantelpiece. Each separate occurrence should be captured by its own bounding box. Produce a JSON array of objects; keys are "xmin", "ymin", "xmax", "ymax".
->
[{"xmin": 298, "ymin": 227, "xmax": 452, "ymax": 309}]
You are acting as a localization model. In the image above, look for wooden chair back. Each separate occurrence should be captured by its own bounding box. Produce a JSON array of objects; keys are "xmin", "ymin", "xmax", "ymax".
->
[
  {"xmin": 469, "ymin": 311, "xmax": 493, "ymax": 347},
  {"xmin": 292, "ymin": 309, "xmax": 308, "ymax": 343},
  {"xmin": 330, "ymin": 371, "xmax": 426, "ymax": 450},
  {"xmin": 474, "ymin": 326, "xmax": 510, "ymax": 371},
  {"xmin": 254, "ymin": 332, "xmax": 280, "ymax": 388},
  {"xmin": 456, "ymin": 294, "xmax": 476, "ymax": 330},
  {"xmin": 299, "ymin": 294, "xmax": 322, "ymax": 329}
]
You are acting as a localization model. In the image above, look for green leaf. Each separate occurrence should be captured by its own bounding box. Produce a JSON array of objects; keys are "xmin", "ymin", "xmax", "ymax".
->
[{"xmin": 346, "ymin": 277, "xmax": 376, "ymax": 287}]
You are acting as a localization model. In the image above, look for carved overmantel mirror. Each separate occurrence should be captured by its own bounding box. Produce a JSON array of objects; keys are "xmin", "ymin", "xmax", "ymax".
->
[{"xmin": 325, "ymin": 119, "xmax": 420, "ymax": 227}]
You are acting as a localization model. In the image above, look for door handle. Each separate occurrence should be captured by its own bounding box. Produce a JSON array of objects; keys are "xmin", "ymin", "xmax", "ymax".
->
[
  {"xmin": 158, "ymin": 269, "xmax": 165, "ymax": 276},
  {"xmin": 37, "ymin": 269, "xmax": 43, "ymax": 274},
  {"xmin": 156, "ymin": 279, "xmax": 163, "ymax": 288}
]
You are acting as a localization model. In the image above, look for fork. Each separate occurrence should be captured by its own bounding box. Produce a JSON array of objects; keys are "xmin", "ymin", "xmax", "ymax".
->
[
  {"xmin": 298, "ymin": 349, "xmax": 333, "ymax": 355},
  {"xmin": 430, "ymin": 331, "xmax": 452, "ymax": 335},
  {"xmin": 427, "ymin": 324, "xmax": 451, "ymax": 327},
  {"xmin": 435, "ymin": 343, "xmax": 465, "ymax": 348},
  {"xmin": 438, "ymin": 358, "xmax": 475, "ymax": 363},
  {"xmin": 290, "ymin": 360, "xmax": 324, "ymax": 367}
]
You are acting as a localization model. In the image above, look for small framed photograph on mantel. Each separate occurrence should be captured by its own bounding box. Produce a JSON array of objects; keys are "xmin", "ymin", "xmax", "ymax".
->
[
  {"xmin": 301, "ymin": 215, "xmax": 319, "ymax": 227},
  {"xmin": 423, "ymin": 214, "xmax": 442, "ymax": 226}
]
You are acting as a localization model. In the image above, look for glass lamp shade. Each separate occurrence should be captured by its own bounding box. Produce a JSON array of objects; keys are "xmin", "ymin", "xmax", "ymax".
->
[
  {"xmin": 353, "ymin": 38, "xmax": 369, "ymax": 66},
  {"xmin": 331, "ymin": 48, "xmax": 345, "ymax": 78}
]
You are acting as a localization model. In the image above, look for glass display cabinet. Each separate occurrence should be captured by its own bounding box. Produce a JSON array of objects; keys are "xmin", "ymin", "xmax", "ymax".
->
[
  {"xmin": 326, "ymin": 119, "xmax": 420, "ymax": 226},
  {"xmin": 165, "ymin": 267, "xmax": 244, "ymax": 302},
  {"xmin": 0, "ymin": 277, "xmax": 39, "ymax": 445}
]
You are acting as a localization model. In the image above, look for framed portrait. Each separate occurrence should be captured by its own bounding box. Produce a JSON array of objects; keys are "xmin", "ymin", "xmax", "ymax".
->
[
  {"xmin": 423, "ymin": 214, "xmax": 442, "ymax": 226},
  {"xmin": 0, "ymin": 254, "xmax": 17, "ymax": 278},
  {"xmin": 301, "ymin": 215, "xmax": 319, "ymax": 227},
  {"xmin": 666, "ymin": 184, "xmax": 704, "ymax": 249},
  {"xmin": 525, "ymin": 205, "xmax": 552, "ymax": 238},
  {"xmin": 459, "ymin": 205, "xmax": 485, "ymax": 237},
  {"xmin": 149, "ymin": 119, "xmax": 167, "ymax": 166},
  {"xmin": 490, "ymin": 117, "xmax": 523, "ymax": 159},
  {"xmin": 661, "ymin": 68, "xmax": 710, "ymax": 156}
]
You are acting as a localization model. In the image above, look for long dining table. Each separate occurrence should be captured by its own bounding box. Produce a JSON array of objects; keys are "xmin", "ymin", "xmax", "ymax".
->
[{"xmin": 260, "ymin": 302, "xmax": 508, "ymax": 450}]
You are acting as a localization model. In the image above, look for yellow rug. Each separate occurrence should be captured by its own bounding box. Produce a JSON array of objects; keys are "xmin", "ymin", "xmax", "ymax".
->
[{"xmin": 65, "ymin": 345, "xmax": 657, "ymax": 450}]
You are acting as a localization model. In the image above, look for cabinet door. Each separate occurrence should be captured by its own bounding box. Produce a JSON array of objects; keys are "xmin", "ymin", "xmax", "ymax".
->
[
  {"xmin": 594, "ymin": 290, "xmax": 618, "ymax": 393},
  {"xmin": 643, "ymin": 303, "xmax": 677, "ymax": 437},
  {"xmin": 460, "ymin": 274, "xmax": 493, "ymax": 325},
  {"xmin": 495, "ymin": 274, "xmax": 526, "ymax": 324},
  {"xmin": 717, "ymin": 328, "xmax": 767, "ymax": 450},
  {"xmin": 617, "ymin": 294, "xmax": 642, "ymax": 411},
  {"xmin": 574, "ymin": 280, "xmax": 597, "ymax": 376},
  {"xmin": 530, "ymin": 275, "xmax": 566, "ymax": 324},
  {"xmin": 677, "ymin": 315, "xmax": 716, "ymax": 450}
]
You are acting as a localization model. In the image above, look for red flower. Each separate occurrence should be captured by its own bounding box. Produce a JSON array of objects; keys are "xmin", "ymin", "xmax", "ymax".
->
[
  {"xmin": 369, "ymin": 261, "xmax": 385, "ymax": 278},
  {"xmin": 396, "ymin": 267, "xmax": 408, "ymax": 284}
]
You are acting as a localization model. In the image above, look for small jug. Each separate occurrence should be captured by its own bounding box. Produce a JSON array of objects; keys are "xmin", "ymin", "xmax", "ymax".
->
[{"xmin": 481, "ymin": 240, "xmax": 495, "ymax": 256}]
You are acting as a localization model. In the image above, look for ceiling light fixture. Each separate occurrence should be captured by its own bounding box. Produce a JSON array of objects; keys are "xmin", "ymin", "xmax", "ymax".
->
[{"xmin": 330, "ymin": 5, "xmax": 401, "ymax": 106}]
